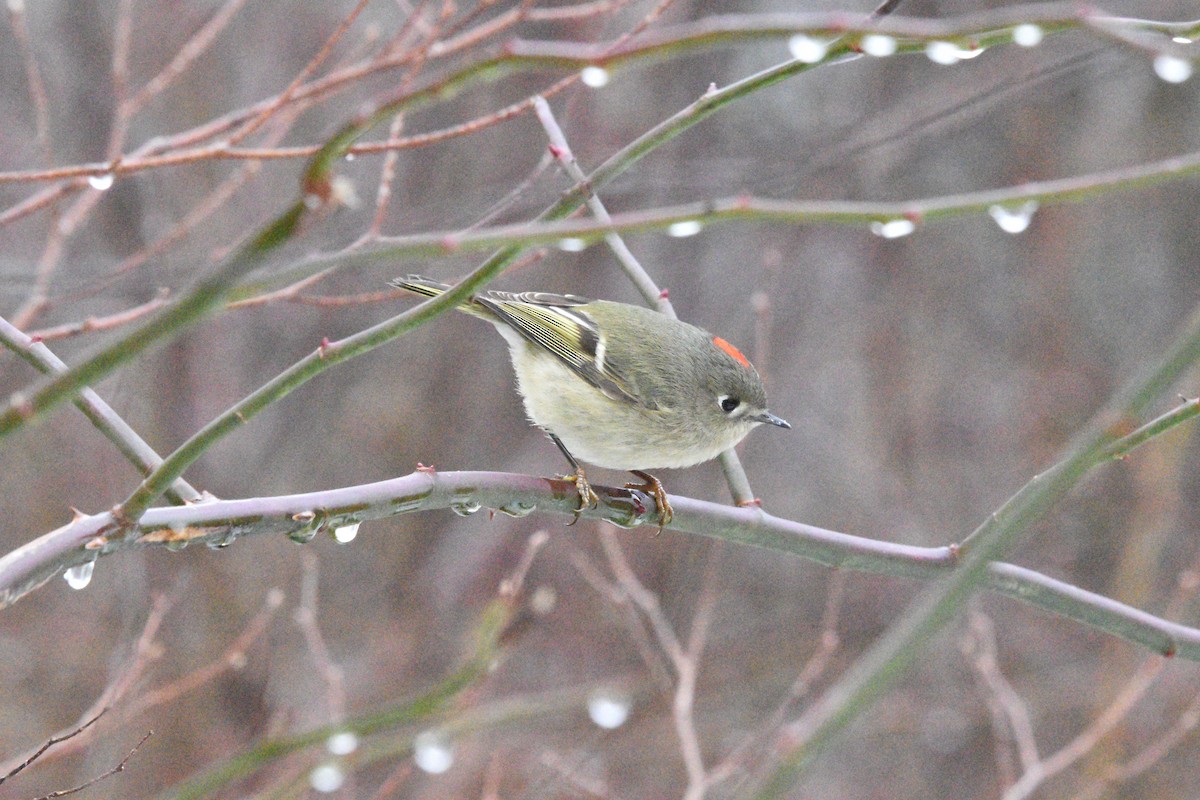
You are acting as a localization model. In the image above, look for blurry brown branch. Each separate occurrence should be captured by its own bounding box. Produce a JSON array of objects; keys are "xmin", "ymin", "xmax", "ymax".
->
[
  {"xmin": 294, "ymin": 552, "xmax": 347, "ymax": 724},
  {"xmin": 1000, "ymin": 656, "xmax": 1166, "ymax": 800},
  {"xmin": 965, "ymin": 610, "xmax": 1040, "ymax": 784},
  {"xmin": 713, "ymin": 571, "xmax": 846, "ymax": 788},
  {"xmin": 1, "ymin": 5, "xmax": 1194, "ymax": 193}
]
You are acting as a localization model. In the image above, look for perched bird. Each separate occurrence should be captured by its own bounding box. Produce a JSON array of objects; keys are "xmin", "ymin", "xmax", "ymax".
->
[{"xmin": 392, "ymin": 275, "xmax": 790, "ymax": 529}]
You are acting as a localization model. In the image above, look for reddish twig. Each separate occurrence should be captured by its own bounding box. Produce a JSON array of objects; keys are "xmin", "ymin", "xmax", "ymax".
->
[{"xmin": 29, "ymin": 290, "xmax": 171, "ymax": 342}]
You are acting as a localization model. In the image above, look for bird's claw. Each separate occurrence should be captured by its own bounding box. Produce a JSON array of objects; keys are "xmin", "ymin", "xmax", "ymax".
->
[
  {"xmin": 559, "ymin": 465, "xmax": 599, "ymax": 525},
  {"xmin": 625, "ymin": 470, "xmax": 673, "ymax": 535}
]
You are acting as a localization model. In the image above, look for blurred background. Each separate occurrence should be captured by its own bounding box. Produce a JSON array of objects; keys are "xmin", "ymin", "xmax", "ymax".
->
[{"xmin": 3, "ymin": 0, "xmax": 1200, "ymax": 797}]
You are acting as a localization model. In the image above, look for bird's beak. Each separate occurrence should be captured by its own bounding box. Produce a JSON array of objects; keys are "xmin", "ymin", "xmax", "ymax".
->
[{"xmin": 754, "ymin": 411, "xmax": 791, "ymax": 429}]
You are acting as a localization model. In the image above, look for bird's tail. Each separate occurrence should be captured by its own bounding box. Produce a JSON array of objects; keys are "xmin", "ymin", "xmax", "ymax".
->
[{"xmin": 389, "ymin": 275, "xmax": 493, "ymax": 320}]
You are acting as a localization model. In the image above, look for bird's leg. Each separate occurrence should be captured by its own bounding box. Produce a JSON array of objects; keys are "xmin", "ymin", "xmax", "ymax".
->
[
  {"xmin": 625, "ymin": 470, "xmax": 673, "ymax": 534},
  {"xmin": 549, "ymin": 433, "xmax": 599, "ymax": 524}
]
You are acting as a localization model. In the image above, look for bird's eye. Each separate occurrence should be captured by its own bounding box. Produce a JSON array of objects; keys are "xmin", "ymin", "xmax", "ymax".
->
[{"xmin": 719, "ymin": 396, "xmax": 740, "ymax": 414}]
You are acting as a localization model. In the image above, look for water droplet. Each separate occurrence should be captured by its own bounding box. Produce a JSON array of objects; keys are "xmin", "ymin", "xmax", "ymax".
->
[
  {"xmin": 498, "ymin": 501, "xmax": 536, "ymax": 518},
  {"xmin": 1012, "ymin": 24, "xmax": 1043, "ymax": 47},
  {"xmin": 287, "ymin": 527, "xmax": 319, "ymax": 544},
  {"xmin": 333, "ymin": 522, "xmax": 360, "ymax": 543},
  {"xmin": 557, "ymin": 237, "xmax": 587, "ymax": 252},
  {"xmin": 87, "ymin": 173, "xmax": 114, "ymax": 191},
  {"xmin": 1154, "ymin": 55, "xmax": 1193, "ymax": 84},
  {"xmin": 413, "ymin": 729, "xmax": 454, "ymax": 774},
  {"xmin": 326, "ymin": 731, "xmax": 359, "ymax": 755},
  {"xmin": 869, "ymin": 219, "xmax": 915, "ymax": 239},
  {"xmin": 667, "ymin": 220, "xmax": 702, "ymax": 238},
  {"xmin": 530, "ymin": 584, "xmax": 557, "ymax": 615},
  {"xmin": 923, "ymin": 41, "xmax": 983, "ymax": 64},
  {"xmin": 450, "ymin": 500, "xmax": 481, "ymax": 517},
  {"xmin": 1173, "ymin": 36, "xmax": 1194, "ymax": 45},
  {"xmin": 925, "ymin": 41, "xmax": 962, "ymax": 65},
  {"xmin": 343, "ymin": 152, "xmax": 356, "ymax": 161},
  {"xmin": 165, "ymin": 538, "xmax": 189, "ymax": 552},
  {"xmin": 787, "ymin": 34, "xmax": 828, "ymax": 64},
  {"xmin": 206, "ymin": 531, "xmax": 237, "ymax": 550},
  {"xmin": 63, "ymin": 561, "xmax": 94, "ymax": 590},
  {"xmin": 587, "ymin": 687, "xmax": 631, "ymax": 729},
  {"xmin": 987, "ymin": 200, "xmax": 1038, "ymax": 234},
  {"xmin": 309, "ymin": 762, "xmax": 345, "ymax": 793},
  {"xmin": 860, "ymin": 35, "xmax": 897, "ymax": 57},
  {"xmin": 581, "ymin": 66, "xmax": 609, "ymax": 87}
]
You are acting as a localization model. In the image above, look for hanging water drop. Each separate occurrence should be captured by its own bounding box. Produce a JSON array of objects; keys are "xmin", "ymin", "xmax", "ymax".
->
[
  {"xmin": 869, "ymin": 219, "xmax": 915, "ymax": 239},
  {"xmin": 309, "ymin": 763, "xmax": 345, "ymax": 793},
  {"xmin": 1153, "ymin": 55, "xmax": 1193, "ymax": 84},
  {"xmin": 498, "ymin": 501, "xmax": 537, "ymax": 518},
  {"xmin": 587, "ymin": 687, "xmax": 631, "ymax": 729},
  {"xmin": 581, "ymin": 66, "xmax": 609, "ymax": 87},
  {"xmin": 987, "ymin": 201, "xmax": 1038, "ymax": 234},
  {"xmin": 860, "ymin": 35, "xmax": 897, "ymax": 57},
  {"xmin": 207, "ymin": 531, "xmax": 238, "ymax": 550},
  {"xmin": 165, "ymin": 538, "xmax": 189, "ymax": 552},
  {"xmin": 326, "ymin": 731, "xmax": 359, "ymax": 755},
  {"xmin": 788, "ymin": 34, "xmax": 828, "ymax": 64},
  {"xmin": 287, "ymin": 527, "xmax": 319, "ymax": 544},
  {"xmin": 333, "ymin": 522, "xmax": 360, "ymax": 543},
  {"xmin": 925, "ymin": 41, "xmax": 962, "ymax": 65},
  {"xmin": 1012, "ymin": 24, "xmax": 1043, "ymax": 47},
  {"xmin": 413, "ymin": 730, "xmax": 454, "ymax": 774},
  {"xmin": 87, "ymin": 173, "xmax": 114, "ymax": 191},
  {"xmin": 63, "ymin": 561, "xmax": 95, "ymax": 590},
  {"xmin": 450, "ymin": 499, "xmax": 481, "ymax": 517},
  {"xmin": 557, "ymin": 237, "xmax": 587, "ymax": 252},
  {"xmin": 530, "ymin": 584, "xmax": 557, "ymax": 615},
  {"xmin": 667, "ymin": 220, "xmax": 703, "ymax": 238}
]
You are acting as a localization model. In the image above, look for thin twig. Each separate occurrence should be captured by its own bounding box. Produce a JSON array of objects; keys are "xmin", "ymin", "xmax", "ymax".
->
[
  {"xmin": 597, "ymin": 531, "xmax": 709, "ymax": 795},
  {"xmin": 0, "ymin": 709, "xmax": 108, "ymax": 785},
  {"xmin": 709, "ymin": 571, "xmax": 846, "ymax": 788},
  {"xmin": 568, "ymin": 544, "xmax": 674, "ymax": 690},
  {"xmin": 124, "ymin": 588, "xmax": 285, "ymax": 719},
  {"xmin": 228, "ymin": 0, "xmax": 372, "ymax": 145},
  {"xmin": 28, "ymin": 290, "xmax": 171, "ymax": 341},
  {"xmin": 30, "ymin": 729, "xmax": 153, "ymax": 800},
  {"xmin": 1001, "ymin": 657, "xmax": 1166, "ymax": 800},
  {"xmin": 124, "ymin": 0, "xmax": 252, "ymax": 117},
  {"xmin": 295, "ymin": 552, "xmax": 347, "ymax": 724},
  {"xmin": 966, "ymin": 610, "xmax": 1041, "ymax": 773}
]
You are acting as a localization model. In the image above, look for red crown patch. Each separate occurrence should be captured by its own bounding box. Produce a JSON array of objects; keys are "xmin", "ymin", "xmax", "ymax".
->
[{"xmin": 712, "ymin": 336, "xmax": 750, "ymax": 368}]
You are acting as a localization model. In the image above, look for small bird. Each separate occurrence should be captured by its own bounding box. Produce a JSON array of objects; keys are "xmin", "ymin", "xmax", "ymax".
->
[{"xmin": 392, "ymin": 275, "xmax": 790, "ymax": 529}]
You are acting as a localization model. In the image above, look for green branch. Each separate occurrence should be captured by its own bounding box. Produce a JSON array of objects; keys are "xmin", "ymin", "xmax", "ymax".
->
[{"xmin": 749, "ymin": 306, "xmax": 1200, "ymax": 797}]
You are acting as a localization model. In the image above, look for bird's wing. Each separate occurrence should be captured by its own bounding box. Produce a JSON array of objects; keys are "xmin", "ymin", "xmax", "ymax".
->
[{"xmin": 476, "ymin": 291, "xmax": 645, "ymax": 407}]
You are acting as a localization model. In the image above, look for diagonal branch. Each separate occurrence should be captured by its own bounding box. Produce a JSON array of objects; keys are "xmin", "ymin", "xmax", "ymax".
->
[{"xmin": 0, "ymin": 315, "xmax": 201, "ymax": 504}]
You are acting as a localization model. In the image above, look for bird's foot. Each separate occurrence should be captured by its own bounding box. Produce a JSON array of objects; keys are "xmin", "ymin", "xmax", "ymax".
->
[{"xmin": 625, "ymin": 470, "xmax": 673, "ymax": 535}]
